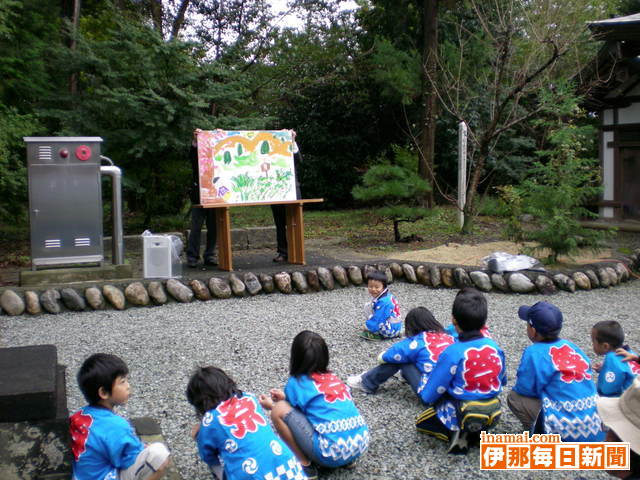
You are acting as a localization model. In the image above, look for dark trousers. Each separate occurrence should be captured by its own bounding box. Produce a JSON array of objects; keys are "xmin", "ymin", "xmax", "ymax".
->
[
  {"xmin": 186, "ymin": 206, "xmax": 216, "ymax": 262},
  {"xmin": 361, "ymin": 363, "xmax": 422, "ymax": 394},
  {"xmin": 270, "ymin": 205, "xmax": 287, "ymax": 257}
]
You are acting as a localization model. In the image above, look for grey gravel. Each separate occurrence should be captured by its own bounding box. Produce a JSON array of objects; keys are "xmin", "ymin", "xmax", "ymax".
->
[{"xmin": 3, "ymin": 282, "xmax": 639, "ymax": 479}]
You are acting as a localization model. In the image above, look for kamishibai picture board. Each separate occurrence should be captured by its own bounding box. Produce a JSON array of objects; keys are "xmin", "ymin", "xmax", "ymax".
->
[{"xmin": 196, "ymin": 130, "xmax": 297, "ymax": 206}]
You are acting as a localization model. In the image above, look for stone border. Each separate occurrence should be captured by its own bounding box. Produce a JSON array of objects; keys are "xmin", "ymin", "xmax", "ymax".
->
[{"xmin": 1, "ymin": 250, "xmax": 638, "ymax": 316}]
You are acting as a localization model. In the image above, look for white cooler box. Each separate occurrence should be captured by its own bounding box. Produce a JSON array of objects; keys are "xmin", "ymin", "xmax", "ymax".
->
[{"xmin": 143, "ymin": 234, "xmax": 182, "ymax": 279}]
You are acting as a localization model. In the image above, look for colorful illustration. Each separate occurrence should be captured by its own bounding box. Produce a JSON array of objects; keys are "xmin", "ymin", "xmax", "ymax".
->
[{"xmin": 197, "ymin": 130, "xmax": 297, "ymax": 205}]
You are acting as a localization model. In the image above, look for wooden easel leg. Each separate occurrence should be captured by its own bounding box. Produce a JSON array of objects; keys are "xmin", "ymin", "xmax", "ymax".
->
[
  {"xmin": 286, "ymin": 204, "xmax": 305, "ymax": 264},
  {"xmin": 215, "ymin": 207, "xmax": 232, "ymax": 271}
]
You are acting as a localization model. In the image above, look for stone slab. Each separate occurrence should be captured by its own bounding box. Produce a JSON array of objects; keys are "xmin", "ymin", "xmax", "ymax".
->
[
  {"xmin": 20, "ymin": 263, "xmax": 133, "ymax": 287},
  {"xmin": 0, "ymin": 345, "xmax": 63, "ymax": 422}
]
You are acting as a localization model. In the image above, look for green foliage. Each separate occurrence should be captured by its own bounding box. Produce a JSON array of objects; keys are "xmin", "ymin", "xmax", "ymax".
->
[
  {"xmin": 499, "ymin": 88, "xmax": 612, "ymax": 263},
  {"xmin": 369, "ymin": 38, "xmax": 421, "ymax": 104},
  {"xmin": 352, "ymin": 146, "xmax": 431, "ymax": 241}
]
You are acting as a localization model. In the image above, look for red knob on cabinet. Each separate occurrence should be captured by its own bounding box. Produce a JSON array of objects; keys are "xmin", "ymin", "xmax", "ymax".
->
[{"xmin": 75, "ymin": 145, "xmax": 92, "ymax": 161}]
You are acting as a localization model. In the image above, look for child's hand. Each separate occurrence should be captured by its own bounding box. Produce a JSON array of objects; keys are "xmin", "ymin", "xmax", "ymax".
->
[
  {"xmin": 258, "ymin": 394, "xmax": 274, "ymax": 410},
  {"xmin": 191, "ymin": 423, "xmax": 201, "ymax": 440},
  {"xmin": 270, "ymin": 388, "xmax": 286, "ymax": 402},
  {"xmin": 616, "ymin": 348, "xmax": 639, "ymax": 363},
  {"xmin": 593, "ymin": 361, "xmax": 602, "ymax": 372}
]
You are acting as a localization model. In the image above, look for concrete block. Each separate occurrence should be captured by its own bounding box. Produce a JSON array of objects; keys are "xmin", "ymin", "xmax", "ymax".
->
[
  {"xmin": 20, "ymin": 263, "xmax": 133, "ymax": 287},
  {"xmin": 0, "ymin": 345, "xmax": 66, "ymax": 422},
  {"xmin": 247, "ymin": 226, "xmax": 276, "ymax": 249}
]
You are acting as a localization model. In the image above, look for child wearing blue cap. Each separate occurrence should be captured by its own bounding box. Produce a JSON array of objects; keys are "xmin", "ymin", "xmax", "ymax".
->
[{"xmin": 508, "ymin": 301, "xmax": 604, "ymax": 442}]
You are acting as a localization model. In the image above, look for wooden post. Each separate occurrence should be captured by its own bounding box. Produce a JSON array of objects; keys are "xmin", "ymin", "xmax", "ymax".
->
[
  {"xmin": 215, "ymin": 207, "xmax": 232, "ymax": 271},
  {"xmin": 458, "ymin": 121, "xmax": 467, "ymax": 230}
]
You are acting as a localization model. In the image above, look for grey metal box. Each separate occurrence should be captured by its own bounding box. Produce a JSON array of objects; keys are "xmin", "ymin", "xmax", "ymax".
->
[{"xmin": 24, "ymin": 137, "xmax": 104, "ymax": 268}]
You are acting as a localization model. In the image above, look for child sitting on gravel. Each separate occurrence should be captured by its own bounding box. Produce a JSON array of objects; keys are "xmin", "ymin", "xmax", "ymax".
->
[
  {"xmin": 347, "ymin": 306, "xmax": 454, "ymax": 395},
  {"xmin": 359, "ymin": 270, "xmax": 401, "ymax": 340},
  {"xmin": 508, "ymin": 301, "xmax": 604, "ymax": 442},
  {"xmin": 591, "ymin": 320, "xmax": 640, "ymax": 397},
  {"xmin": 186, "ymin": 366, "xmax": 306, "ymax": 480},
  {"xmin": 70, "ymin": 353, "xmax": 171, "ymax": 480},
  {"xmin": 416, "ymin": 288, "xmax": 506, "ymax": 454},
  {"xmin": 259, "ymin": 331, "xmax": 369, "ymax": 479}
]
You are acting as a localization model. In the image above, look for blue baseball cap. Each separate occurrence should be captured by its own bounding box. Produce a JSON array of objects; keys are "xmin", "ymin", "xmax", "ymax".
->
[{"xmin": 518, "ymin": 301, "xmax": 563, "ymax": 335}]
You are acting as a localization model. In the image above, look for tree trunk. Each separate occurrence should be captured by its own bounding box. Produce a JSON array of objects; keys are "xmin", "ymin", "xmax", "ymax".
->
[
  {"xmin": 393, "ymin": 220, "xmax": 401, "ymax": 242},
  {"xmin": 419, "ymin": 0, "xmax": 438, "ymax": 207},
  {"xmin": 461, "ymin": 144, "xmax": 488, "ymax": 234},
  {"xmin": 68, "ymin": 0, "xmax": 81, "ymax": 95}
]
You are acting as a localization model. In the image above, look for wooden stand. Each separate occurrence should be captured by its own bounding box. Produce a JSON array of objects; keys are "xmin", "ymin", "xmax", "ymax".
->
[{"xmin": 203, "ymin": 199, "xmax": 323, "ymax": 271}]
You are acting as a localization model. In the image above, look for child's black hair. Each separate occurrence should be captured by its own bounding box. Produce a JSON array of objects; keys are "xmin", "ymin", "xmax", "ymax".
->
[
  {"xmin": 289, "ymin": 330, "xmax": 329, "ymax": 377},
  {"xmin": 77, "ymin": 353, "xmax": 129, "ymax": 405},
  {"xmin": 405, "ymin": 307, "xmax": 443, "ymax": 337},
  {"xmin": 366, "ymin": 270, "xmax": 388, "ymax": 288},
  {"xmin": 452, "ymin": 287, "xmax": 487, "ymax": 332},
  {"xmin": 592, "ymin": 320, "xmax": 625, "ymax": 350},
  {"xmin": 186, "ymin": 366, "xmax": 243, "ymax": 416}
]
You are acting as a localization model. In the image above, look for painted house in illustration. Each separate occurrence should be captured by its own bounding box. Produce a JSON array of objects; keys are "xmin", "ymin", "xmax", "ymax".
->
[{"xmin": 581, "ymin": 13, "xmax": 640, "ymax": 220}]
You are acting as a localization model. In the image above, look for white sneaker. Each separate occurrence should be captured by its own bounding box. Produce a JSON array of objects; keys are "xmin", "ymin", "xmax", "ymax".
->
[{"xmin": 346, "ymin": 373, "xmax": 373, "ymax": 394}]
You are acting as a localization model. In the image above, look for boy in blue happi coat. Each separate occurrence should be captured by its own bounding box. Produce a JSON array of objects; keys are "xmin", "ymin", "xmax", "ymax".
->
[
  {"xmin": 591, "ymin": 320, "xmax": 640, "ymax": 397},
  {"xmin": 416, "ymin": 288, "xmax": 506, "ymax": 454},
  {"xmin": 69, "ymin": 353, "xmax": 170, "ymax": 480},
  {"xmin": 359, "ymin": 270, "xmax": 401, "ymax": 340},
  {"xmin": 508, "ymin": 301, "xmax": 604, "ymax": 442}
]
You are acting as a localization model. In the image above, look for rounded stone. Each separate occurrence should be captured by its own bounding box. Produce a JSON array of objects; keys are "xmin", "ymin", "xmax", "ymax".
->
[
  {"xmin": 102, "ymin": 285, "xmax": 125, "ymax": 310},
  {"xmin": 377, "ymin": 264, "xmax": 393, "ymax": 284},
  {"xmin": 584, "ymin": 269, "xmax": 600, "ymax": 288},
  {"xmin": 147, "ymin": 281, "xmax": 168, "ymax": 305},
  {"xmin": 402, "ymin": 264, "xmax": 417, "ymax": 283},
  {"xmin": 429, "ymin": 265, "xmax": 441, "ymax": 288},
  {"xmin": 552, "ymin": 273, "xmax": 575, "ymax": 293},
  {"xmin": 228, "ymin": 274, "xmax": 247, "ymax": 297},
  {"xmin": 453, "ymin": 268, "xmax": 471, "ymax": 288},
  {"xmin": 347, "ymin": 266, "xmax": 363, "ymax": 285},
  {"xmin": 61, "ymin": 288, "xmax": 87, "ymax": 311},
  {"xmin": 40, "ymin": 289, "xmax": 62, "ymax": 314},
  {"xmin": 243, "ymin": 272, "xmax": 262, "ymax": 296},
  {"xmin": 24, "ymin": 290, "xmax": 42, "ymax": 315},
  {"xmin": 597, "ymin": 268, "xmax": 611, "ymax": 288},
  {"xmin": 189, "ymin": 279, "xmax": 212, "ymax": 301},
  {"xmin": 507, "ymin": 273, "xmax": 535, "ymax": 293},
  {"xmin": 469, "ymin": 271, "xmax": 492, "ymax": 292},
  {"xmin": 572, "ymin": 272, "xmax": 591, "ymax": 290},
  {"xmin": 0, "ymin": 289, "xmax": 25, "ymax": 316},
  {"xmin": 85, "ymin": 287, "xmax": 106, "ymax": 310},
  {"xmin": 535, "ymin": 275, "xmax": 557, "ymax": 295},
  {"xmin": 415, "ymin": 265, "xmax": 430, "ymax": 286},
  {"xmin": 614, "ymin": 263, "xmax": 629, "ymax": 282},
  {"xmin": 166, "ymin": 279, "xmax": 194, "ymax": 303},
  {"xmin": 274, "ymin": 272, "xmax": 292, "ymax": 294},
  {"xmin": 208, "ymin": 277, "xmax": 232, "ymax": 299},
  {"xmin": 490, "ymin": 273, "xmax": 509, "ymax": 292},
  {"xmin": 389, "ymin": 262, "xmax": 403, "ymax": 279},
  {"xmin": 258, "ymin": 274, "xmax": 274, "ymax": 294},
  {"xmin": 440, "ymin": 268, "xmax": 454, "ymax": 288},
  {"xmin": 605, "ymin": 267, "xmax": 619, "ymax": 286},
  {"xmin": 291, "ymin": 271, "xmax": 309, "ymax": 294},
  {"xmin": 124, "ymin": 282, "xmax": 151, "ymax": 306},
  {"xmin": 317, "ymin": 267, "xmax": 335, "ymax": 290},
  {"xmin": 363, "ymin": 265, "xmax": 377, "ymax": 280},
  {"xmin": 306, "ymin": 270, "xmax": 321, "ymax": 292},
  {"xmin": 331, "ymin": 266, "xmax": 349, "ymax": 287}
]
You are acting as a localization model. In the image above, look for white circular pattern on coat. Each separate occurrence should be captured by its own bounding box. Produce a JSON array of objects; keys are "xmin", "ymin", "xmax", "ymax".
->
[
  {"xmin": 202, "ymin": 412, "xmax": 213, "ymax": 427},
  {"xmin": 242, "ymin": 458, "xmax": 258, "ymax": 475},
  {"xmin": 436, "ymin": 386, "xmax": 446, "ymax": 394},
  {"xmin": 605, "ymin": 371, "xmax": 616, "ymax": 383},
  {"xmin": 453, "ymin": 386, "xmax": 464, "ymax": 396},
  {"xmin": 423, "ymin": 363, "xmax": 433, "ymax": 373},
  {"xmin": 270, "ymin": 440, "xmax": 282, "ymax": 455},
  {"xmin": 450, "ymin": 365, "xmax": 457, "ymax": 375},
  {"xmin": 409, "ymin": 340, "xmax": 418, "ymax": 350},
  {"xmin": 224, "ymin": 439, "xmax": 238, "ymax": 453},
  {"xmin": 393, "ymin": 354, "xmax": 402, "ymax": 361}
]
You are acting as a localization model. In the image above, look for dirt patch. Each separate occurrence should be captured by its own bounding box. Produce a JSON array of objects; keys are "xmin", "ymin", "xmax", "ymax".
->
[{"xmin": 388, "ymin": 241, "xmax": 621, "ymax": 267}]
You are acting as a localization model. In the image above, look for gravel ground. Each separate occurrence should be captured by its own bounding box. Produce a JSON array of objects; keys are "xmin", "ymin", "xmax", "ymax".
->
[{"xmin": 3, "ymin": 282, "xmax": 639, "ymax": 479}]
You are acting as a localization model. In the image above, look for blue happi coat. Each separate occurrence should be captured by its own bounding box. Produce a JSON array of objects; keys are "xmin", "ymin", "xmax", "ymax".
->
[
  {"xmin": 70, "ymin": 405, "xmax": 144, "ymax": 480},
  {"xmin": 597, "ymin": 348, "xmax": 640, "ymax": 397},
  {"xmin": 285, "ymin": 372, "xmax": 369, "ymax": 467},
  {"xmin": 196, "ymin": 393, "xmax": 305, "ymax": 480},
  {"xmin": 513, "ymin": 339, "xmax": 604, "ymax": 442},
  {"xmin": 365, "ymin": 289, "xmax": 401, "ymax": 338}
]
